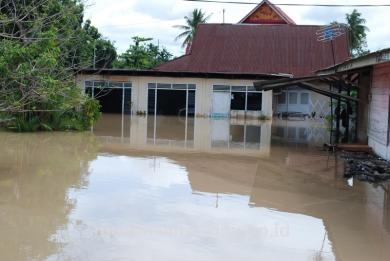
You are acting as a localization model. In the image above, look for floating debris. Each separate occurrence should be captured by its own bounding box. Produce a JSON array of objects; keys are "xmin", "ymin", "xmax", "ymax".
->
[{"xmin": 340, "ymin": 152, "xmax": 390, "ymax": 183}]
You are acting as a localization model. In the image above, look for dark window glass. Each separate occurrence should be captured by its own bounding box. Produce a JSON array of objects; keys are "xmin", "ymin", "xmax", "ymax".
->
[
  {"xmin": 157, "ymin": 83, "xmax": 171, "ymax": 89},
  {"xmin": 85, "ymin": 87, "xmax": 93, "ymax": 97},
  {"xmin": 93, "ymin": 81, "xmax": 105, "ymax": 88},
  {"xmin": 188, "ymin": 90, "xmax": 196, "ymax": 115},
  {"xmin": 213, "ymin": 85, "xmax": 230, "ymax": 91},
  {"xmin": 247, "ymin": 92, "xmax": 262, "ymax": 111},
  {"xmin": 300, "ymin": 93, "xmax": 309, "ymax": 104},
  {"xmin": 148, "ymin": 89, "xmax": 156, "ymax": 114},
  {"xmin": 278, "ymin": 92, "xmax": 286, "ymax": 104},
  {"xmin": 232, "ymin": 86, "xmax": 246, "ymax": 91},
  {"xmin": 230, "ymin": 92, "xmax": 246, "ymax": 110},
  {"xmin": 148, "ymin": 83, "xmax": 156, "ymax": 89},
  {"xmin": 108, "ymin": 81, "xmax": 123, "ymax": 88},
  {"xmin": 172, "ymin": 84, "xmax": 186, "ymax": 90},
  {"xmin": 288, "ymin": 92, "xmax": 298, "ymax": 104},
  {"xmin": 188, "ymin": 84, "xmax": 196, "ymax": 90}
]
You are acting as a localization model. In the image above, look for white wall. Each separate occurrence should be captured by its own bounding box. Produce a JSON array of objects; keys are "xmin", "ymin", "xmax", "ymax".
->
[{"xmin": 76, "ymin": 74, "xmax": 273, "ymax": 118}]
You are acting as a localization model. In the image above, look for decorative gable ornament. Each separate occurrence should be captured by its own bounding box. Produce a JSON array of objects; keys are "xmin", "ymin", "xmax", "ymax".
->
[{"xmin": 239, "ymin": 0, "xmax": 295, "ymax": 25}]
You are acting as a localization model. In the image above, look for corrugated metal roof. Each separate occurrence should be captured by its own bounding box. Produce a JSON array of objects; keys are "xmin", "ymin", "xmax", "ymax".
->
[
  {"xmin": 156, "ymin": 23, "xmax": 350, "ymax": 77},
  {"xmin": 317, "ymin": 47, "xmax": 390, "ymax": 74}
]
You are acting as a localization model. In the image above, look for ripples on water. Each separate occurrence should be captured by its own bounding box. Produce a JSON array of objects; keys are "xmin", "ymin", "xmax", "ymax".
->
[{"xmin": 0, "ymin": 114, "xmax": 389, "ymax": 261}]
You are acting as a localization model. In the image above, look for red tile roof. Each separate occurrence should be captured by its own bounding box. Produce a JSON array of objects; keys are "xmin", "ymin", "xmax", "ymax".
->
[{"xmin": 156, "ymin": 23, "xmax": 350, "ymax": 77}]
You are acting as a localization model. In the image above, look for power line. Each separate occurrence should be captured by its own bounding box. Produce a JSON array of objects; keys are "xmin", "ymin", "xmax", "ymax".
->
[{"xmin": 183, "ymin": 0, "xmax": 390, "ymax": 7}]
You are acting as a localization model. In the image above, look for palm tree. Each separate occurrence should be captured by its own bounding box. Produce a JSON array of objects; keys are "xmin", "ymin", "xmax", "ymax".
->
[
  {"xmin": 174, "ymin": 8, "xmax": 211, "ymax": 48},
  {"xmin": 346, "ymin": 9, "xmax": 369, "ymax": 57}
]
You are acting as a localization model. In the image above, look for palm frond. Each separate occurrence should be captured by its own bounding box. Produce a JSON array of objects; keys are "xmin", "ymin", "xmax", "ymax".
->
[{"xmin": 173, "ymin": 8, "xmax": 211, "ymax": 49}]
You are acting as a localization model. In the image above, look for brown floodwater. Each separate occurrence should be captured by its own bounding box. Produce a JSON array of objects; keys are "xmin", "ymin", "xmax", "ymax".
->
[{"xmin": 1, "ymin": 114, "xmax": 389, "ymax": 261}]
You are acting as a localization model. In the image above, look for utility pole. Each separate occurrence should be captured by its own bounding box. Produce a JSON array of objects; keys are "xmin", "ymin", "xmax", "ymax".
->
[{"xmin": 93, "ymin": 44, "xmax": 96, "ymax": 70}]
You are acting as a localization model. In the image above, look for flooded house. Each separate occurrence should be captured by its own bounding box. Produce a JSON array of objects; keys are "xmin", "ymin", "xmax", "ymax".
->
[
  {"xmin": 76, "ymin": 0, "xmax": 349, "ymax": 120},
  {"xmin": 316, "ymin": 48, "xmax": 390, "ymax": 159}
]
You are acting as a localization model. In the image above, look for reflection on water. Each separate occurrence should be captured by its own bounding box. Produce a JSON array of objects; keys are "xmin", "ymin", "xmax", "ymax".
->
[
  {"xmin": 0, "ymin": 133, "xmax": 98, "ymax": 261},
  {"xmin": 93, "ymin": 114, "xmax": 272, "ymax": 155},
  {"xmin": 272, "ymin": 118, "xmax": 330, "ymax": 147},
  {"xmin": 0, "ymin": 115, "xmax": 389, "ymax": 260},
  {"xmin": 93, "ymin": 114, "xmax": 329, "ymax": 155},
  {"xmin": 147, "ymin": 115, "xmax": 195, "ymax": 148}
]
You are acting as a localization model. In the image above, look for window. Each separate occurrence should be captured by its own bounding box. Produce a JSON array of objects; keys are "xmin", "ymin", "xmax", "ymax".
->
[
  {"xmin": 213, "ymin": 85, "xmax": 230, "ymax": 91},
  {"xmin": 108, "ymin": 82, "xmax": 123, "ymax": 88},
  {"xmin": 278, "ymin": 92, "xmax": 286, "ymax": 104},
  {"xmin": 247, "ymin": 93, "xmax": 262, "ymax": 111},
  {"xmin": 85, "ymin": 81, "xmax": 93, "ymax": 87},
  {"xmin": 288, "ymin": 92, "xmax": 298, "ymax": 104},
  {"xmin": 300, "ymin": 93, "xmax": 309, "ymax": 104},
  {"xmin": 93, "ymin": 81, "xmax": 106, "ymax": 88},
  {"xmin": 85, "ymin": 80, "xmax": 131, "ymax": 89},
  {"xmin": 149, "ymin": 83, "xmax": 197, "ymax": 90},
  {"xmin": 231, "ymin": 86, "xmax": 246, "ymax": 91},
  {"xmin": 172, "ymin": 84, "xmax": 187, "ymax": 90},
  {"xmin": 213, "ymin": 85, "xmax": 262, "ymax": 111},
  {"xmin": 231, "ymin": 92, "xmax": 246, "ymax": 110},
  {"xmin": 157, "ymin": 83, "xmax": 171, "ymax": 89}
]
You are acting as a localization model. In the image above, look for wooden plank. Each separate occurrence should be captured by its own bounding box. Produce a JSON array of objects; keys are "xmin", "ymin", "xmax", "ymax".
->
[{"xmin": 336, "ymin": 144, "xmax": 373, "ymax": 153}]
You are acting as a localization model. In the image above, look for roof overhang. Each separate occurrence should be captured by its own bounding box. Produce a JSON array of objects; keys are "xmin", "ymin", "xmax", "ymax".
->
[
  {"xmin": 317, "ymin": 48, "xmax": 390, "ymax": 75},
  {"xmin": 254, "ymin": 74, "xmax": 359, "ymax": 102},
  {"xmin": 76, "ymin": 69, "xmax": 286, "ymax": 80}
]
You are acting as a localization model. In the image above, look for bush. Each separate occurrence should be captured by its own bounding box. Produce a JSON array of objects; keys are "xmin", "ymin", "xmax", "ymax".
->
[{"xmin": 1, "ymin": 95, "xmax": 101, "ymax": 132}]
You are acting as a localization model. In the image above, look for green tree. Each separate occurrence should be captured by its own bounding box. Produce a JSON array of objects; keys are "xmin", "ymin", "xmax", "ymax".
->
[
  {"xmin": 346, "ymin": 9, "xmax": 369, "ymax": 57},
  {"xmin": 82, "ymin": 20, "xmax": 117, "ymax": 69},
  {"xmin": 0, "ymin": 0, "xmax": 100, "ymax": 131},
  {"xmin": 174, "ymin": 8, "xmax": 211, "ymax": 48},
  {"xmin": 114, "ymin": 37, "xmax": 173, "ymax": 69}
]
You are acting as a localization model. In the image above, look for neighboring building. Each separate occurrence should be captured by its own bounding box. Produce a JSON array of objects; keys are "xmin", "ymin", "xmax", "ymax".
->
[
  {"xmin": 317, "ymin": 48, "xmax": 390, "ymax": 159},
  {"xmin": 76, "ymin": 0, "xmax": 349, "ymax": 119}
]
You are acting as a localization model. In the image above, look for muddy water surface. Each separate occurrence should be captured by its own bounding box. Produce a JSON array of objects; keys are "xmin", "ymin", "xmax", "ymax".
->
[{"xmin": 1, "ymin": 114, "xmax": 389, "ymax": 261}]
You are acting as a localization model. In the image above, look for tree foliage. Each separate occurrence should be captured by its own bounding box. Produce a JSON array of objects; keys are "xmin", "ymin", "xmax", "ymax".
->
[
  {"xmin": 82, "ymin": 20, "xmax": 117, "ymax": 69},
  {"xmin": 114, "ymin": 36, "xmax": 173, "ymax": 69},
  {"xmin": 174, "ymin": 8, "xmax": 211, "ymax": 48},
  {"xmin": 346, "ymin": 9, "xmax": 369, "ymax": 57},
  {"xmin": 0, "ymin": 0, "xmax": 101, "ymax": 131}
]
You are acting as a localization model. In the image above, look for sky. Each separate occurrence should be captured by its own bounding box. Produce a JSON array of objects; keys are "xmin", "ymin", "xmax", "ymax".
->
[{"xmin": 84, "ymin": 0, "xmax": 390, "ymax": 57}]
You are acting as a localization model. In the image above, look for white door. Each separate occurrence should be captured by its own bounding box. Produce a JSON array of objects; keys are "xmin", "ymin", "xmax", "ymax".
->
[{"xmin": 212, "ymin": 92, "xmax": 230, "ymax": 117}]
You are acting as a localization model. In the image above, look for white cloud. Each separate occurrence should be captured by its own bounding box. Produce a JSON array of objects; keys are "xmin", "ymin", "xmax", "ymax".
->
[{"xmin": 85, "ymin": 0, "xmax": 390, "ymax": 56}]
